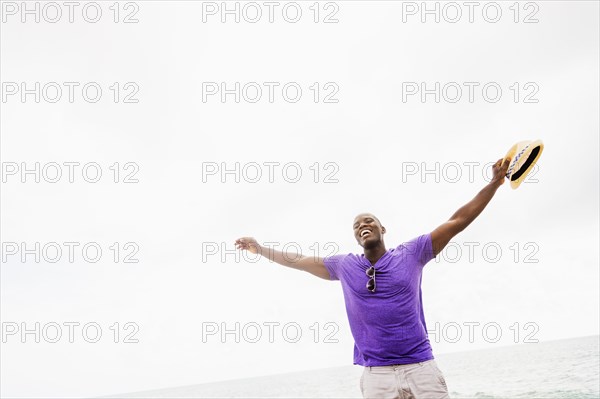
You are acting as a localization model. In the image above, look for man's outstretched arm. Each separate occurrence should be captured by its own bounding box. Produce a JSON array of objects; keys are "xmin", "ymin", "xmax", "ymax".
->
[
  {"xmin": 430, "ymin": 158, "xmax": 510, "ymax": 257},
  {"xmin": 234, "ymin": 237, "xmax": 331, "ymax": 280}
]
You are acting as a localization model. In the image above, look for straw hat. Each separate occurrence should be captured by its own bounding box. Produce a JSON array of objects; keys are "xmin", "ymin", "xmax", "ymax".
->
[{"xmin": 503, "ymin": 140, "xmax": 544, "ymax": 189}]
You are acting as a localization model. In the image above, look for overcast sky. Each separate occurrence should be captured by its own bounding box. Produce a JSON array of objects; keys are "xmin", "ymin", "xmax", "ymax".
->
[{"xmin": 1, "ymin": 1, "xmax": 599, "ymax": 398}]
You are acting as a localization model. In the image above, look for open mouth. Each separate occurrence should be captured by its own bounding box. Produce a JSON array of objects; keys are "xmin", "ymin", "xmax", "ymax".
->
[{"xmin": 360, "ymin": 229, "xmax": 372, "ymax": 238}]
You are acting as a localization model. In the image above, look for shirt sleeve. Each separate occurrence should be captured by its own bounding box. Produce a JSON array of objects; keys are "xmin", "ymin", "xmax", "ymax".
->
[
  {"xmin": 402, "ymin": 233, "xmax": 436, "ymax": 267},
  {"xmin": 418, "ymin": 233, "xmax": 436, "ymax": 265},
  {"xmin": 323, "ymin": 254, "xmax": 347, "ymax": 281}
]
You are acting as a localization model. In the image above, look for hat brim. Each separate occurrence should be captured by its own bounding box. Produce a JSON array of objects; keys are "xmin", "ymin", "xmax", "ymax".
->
[{"xmin": 503, "ymin": 140, "xmax": 544, "ymax": 189}]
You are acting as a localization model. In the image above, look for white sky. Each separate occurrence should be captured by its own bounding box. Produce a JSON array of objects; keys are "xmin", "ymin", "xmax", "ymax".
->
[{"xmin": 1, "ymin": 1, "xmax": 599, "ymax": 398}]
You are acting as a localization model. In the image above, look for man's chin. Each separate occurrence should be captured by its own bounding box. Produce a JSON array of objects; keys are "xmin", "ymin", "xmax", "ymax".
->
[{"xmin": 360, "ymin": 237, "xmax": 379, "ymax": 249}]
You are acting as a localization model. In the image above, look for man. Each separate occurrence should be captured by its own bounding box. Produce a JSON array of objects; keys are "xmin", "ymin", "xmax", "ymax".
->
[{"xmin": 235, "ymin": 158, "xmax": 511, "ymax": 399}]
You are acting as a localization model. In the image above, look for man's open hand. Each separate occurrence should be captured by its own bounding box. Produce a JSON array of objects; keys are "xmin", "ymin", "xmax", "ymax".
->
[{"xmin": 235, "ymin": 237, "xmax": 261, "ymax": 255}]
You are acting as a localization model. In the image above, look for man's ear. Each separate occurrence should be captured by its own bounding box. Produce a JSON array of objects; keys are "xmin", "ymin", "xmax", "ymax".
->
[{"xmin": 381, "ymin": 226, "xmax": 386, "ymax": 234}]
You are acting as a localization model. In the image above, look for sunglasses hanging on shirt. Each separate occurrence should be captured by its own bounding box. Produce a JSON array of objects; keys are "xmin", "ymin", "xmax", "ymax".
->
[{"xmin": 366, "ymin": 266, "xmax": 376, "ymax": 293}]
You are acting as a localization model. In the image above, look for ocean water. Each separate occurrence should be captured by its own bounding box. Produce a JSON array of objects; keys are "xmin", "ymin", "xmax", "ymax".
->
[
  {"xmin": 104, "ymin": 335, "xmax": 599, "ymax": 398},
  {"xmin": 437, "ymin": 335, "xmax": 599, "ymax": 399}
]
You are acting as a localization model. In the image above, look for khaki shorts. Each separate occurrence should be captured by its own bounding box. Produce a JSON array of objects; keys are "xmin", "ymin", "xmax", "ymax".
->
[{"xmin": 360, "ymin": 359, "xmax": 450, "ymax": 399}]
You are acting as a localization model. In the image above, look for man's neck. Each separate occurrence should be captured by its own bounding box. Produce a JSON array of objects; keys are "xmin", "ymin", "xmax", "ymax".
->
[{"xmin": 363, "ymin": 243, "xmax": 387, "ymax": 265}]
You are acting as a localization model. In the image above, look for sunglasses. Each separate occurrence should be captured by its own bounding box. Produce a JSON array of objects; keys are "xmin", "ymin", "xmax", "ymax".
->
[{"xmin": 366, "ymin": 266, "xmax": 376, "ymax": 292}]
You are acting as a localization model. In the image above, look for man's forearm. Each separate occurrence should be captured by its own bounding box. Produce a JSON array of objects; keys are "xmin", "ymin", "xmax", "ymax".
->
[
  {"xmin": 450, "ymin": 180, "xmax": 502, "ymax": 230},
  {"xmin": 257, "ymin": 244, "xmax": 307, "ymax": 271},
  {"xmin": 235, "ymin": 237, "xmax": 324, "ymax": 276}
]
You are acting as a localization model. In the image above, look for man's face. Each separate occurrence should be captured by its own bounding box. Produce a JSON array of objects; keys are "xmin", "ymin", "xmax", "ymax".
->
[{"xmin": 353, "ymin": 213, "xmax": 386, "ymax": 248}]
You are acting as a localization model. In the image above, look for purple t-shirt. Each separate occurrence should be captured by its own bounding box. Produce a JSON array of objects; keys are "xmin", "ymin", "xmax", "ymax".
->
[{"xmin": 323, "ymin": 233, "xmax": 436, "ymax": 366}]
